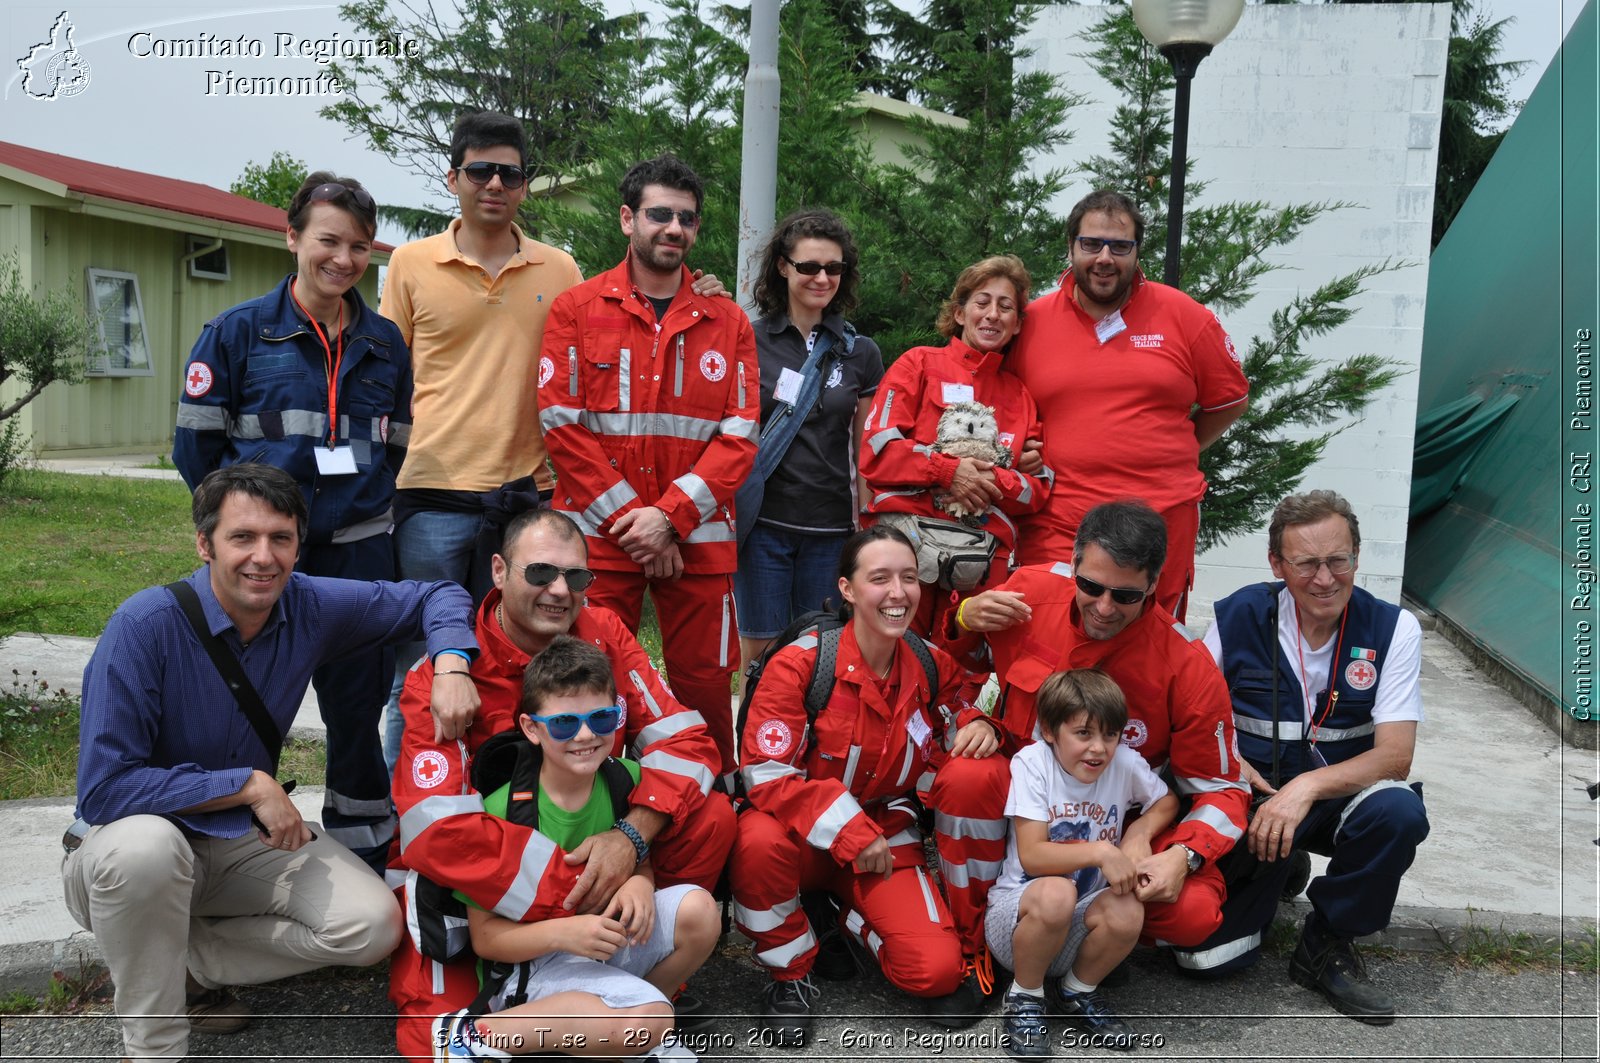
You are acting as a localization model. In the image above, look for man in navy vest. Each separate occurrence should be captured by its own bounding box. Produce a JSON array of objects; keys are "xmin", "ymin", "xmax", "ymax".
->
[{"xmin": 1177, "ymin": 490, "xmax": 1427, "ymax": 1024}]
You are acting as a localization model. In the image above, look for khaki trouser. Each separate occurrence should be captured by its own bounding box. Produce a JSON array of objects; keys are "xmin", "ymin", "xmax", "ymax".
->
[{"xmin": 62, "ymin": 815, "xmax": 402, "ymax": 1060}]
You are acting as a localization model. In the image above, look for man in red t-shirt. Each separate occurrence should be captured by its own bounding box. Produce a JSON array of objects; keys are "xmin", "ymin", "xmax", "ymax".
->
[{"xmin": 1009, "ymin": 190, "xmax": 1248, "ymax": 620}]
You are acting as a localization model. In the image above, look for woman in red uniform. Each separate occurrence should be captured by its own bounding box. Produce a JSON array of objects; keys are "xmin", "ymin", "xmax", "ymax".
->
[
  {"xmin": 858, "ymin": 255, "xmax": 1052, "ymax": 638},
  {"xmin": 730, "ymin": 526, "xmax": 1006, "ymax": 1046}
]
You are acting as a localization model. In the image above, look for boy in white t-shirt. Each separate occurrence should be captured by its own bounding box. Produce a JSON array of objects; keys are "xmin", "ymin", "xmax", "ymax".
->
[{"xmin": 986, "ymin": 669, "xmax": 1178, "ymax": 1057}]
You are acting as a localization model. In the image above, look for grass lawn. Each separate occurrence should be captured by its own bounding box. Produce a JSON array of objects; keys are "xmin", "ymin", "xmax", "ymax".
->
[{"xmin": 0, "ymin": 470, "xmax": 196, "ymax": 638}]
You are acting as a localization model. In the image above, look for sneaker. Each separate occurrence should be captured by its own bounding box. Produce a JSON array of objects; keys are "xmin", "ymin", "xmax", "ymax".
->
[
  {"xmin": 184, "ymin": 986, "xmax": 251, "ymax": 1035},
  {"xmin": 430, "ymin": 1010, "xmax": 511, "ymax": 1060},
  {"xmin": 1000, "ymin": 990, "xmax": 1050, "ymax": 1058},
  {"xmin": 760, "ymin": 974, "xmax": 818, "ymax": 1047},
  {"xmin": 671, "ymin": 985, "xmax": 715, "ymax": 1035},
  {"xmin": 801, "ymin": 892, "xmax": 861, "ymax": 981},
  {"xmin": 1049, "ymin": 986, "xmax": 1136, "ymax": 1051},
  {"xmin": 1288, "ymin": 915, "xmax": 1396, "ymax": 1025},
  {"xmin": 1281, "ymin": 849, "xmax": 1313, "ymax": 899}
]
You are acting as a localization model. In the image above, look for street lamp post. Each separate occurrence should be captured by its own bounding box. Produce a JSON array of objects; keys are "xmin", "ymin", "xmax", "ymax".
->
[{"xmin": 1129, "ymin": 0, "xmax": 1246, "ymax": 288}]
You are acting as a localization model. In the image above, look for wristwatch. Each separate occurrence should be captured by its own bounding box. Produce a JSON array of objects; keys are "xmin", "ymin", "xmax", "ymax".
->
[{"xmin": 1175, "ymin": 844, "xmax": 1203, "ymax": 873}]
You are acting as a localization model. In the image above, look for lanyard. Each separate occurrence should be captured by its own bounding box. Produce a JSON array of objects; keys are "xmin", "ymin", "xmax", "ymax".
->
[
  {"xmin": 1291, "ymin": 600, "xmax": 1348, "ymax": 747},
  {"xmin": 289, "ymin": 278, "xmax": 344, "ymax": 449}
]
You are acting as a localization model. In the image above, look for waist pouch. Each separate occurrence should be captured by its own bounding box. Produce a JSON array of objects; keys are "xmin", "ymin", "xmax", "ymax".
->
[{"xmin": 879, "ymin": 513, "xmax": 999, "ymax": 593}]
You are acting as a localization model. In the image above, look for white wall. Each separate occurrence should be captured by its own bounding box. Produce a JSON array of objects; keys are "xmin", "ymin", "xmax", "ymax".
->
[{"xmin": 1021, "ymin": 3, "xmax": 1450, "ymax": 606}]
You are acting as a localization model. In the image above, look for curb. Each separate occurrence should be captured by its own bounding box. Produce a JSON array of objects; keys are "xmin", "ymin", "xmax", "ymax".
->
[{"xmin": 3, "ymin": 901, "xmax": 1593, "ymax": 998}]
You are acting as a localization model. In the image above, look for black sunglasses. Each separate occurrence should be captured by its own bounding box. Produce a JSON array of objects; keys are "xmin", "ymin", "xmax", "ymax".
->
[
  {"xmin": 456, "ymin": 161, "xmax": 528, "ymax": 189},
  {"xmin": 520, "ymin": 562, "xmax": 596, "ymax": 592},
  {"xmin": 1075, "ymin": 574, "xmax": 1149, "ymax": 606},
  {"xmin": 308, "ymin": 182, "xmax": 375, "ymax": 214},
  {"xmin": 641, "ymin": 206, "xmax": 700, "ymax": 228},
  {"xmin": 783, "ymin": 255, "xmax": 847, "ymax": 277},
  {"xmin": 1075, "ymin": 236, "xmax": 1138, "ymax": 257}
]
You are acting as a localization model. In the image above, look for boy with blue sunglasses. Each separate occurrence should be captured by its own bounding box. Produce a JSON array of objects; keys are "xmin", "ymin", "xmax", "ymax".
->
[{"xmin": 433, "ymin": 636, "xmax": 718, "ymax": 1060}]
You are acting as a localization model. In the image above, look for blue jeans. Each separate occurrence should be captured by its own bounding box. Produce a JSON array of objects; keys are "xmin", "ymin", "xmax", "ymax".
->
[
  {"xmin": 733, "ymin": 522, "xmax": 850, "ymax": 638},
  {"xmin": 382, "ymin": 509, "xmax": 497, "ymax": 769}
]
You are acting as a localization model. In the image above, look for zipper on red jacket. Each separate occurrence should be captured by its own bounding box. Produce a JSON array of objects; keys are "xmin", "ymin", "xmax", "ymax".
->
[
  {"xmin": 567, "ymin": 346, "xmax": 578, "ymax": 397},
  {"xmin": 1214, "ymin": 720, "xmax": 1229, "ymax": 774},
  {"xmin": 674, "ymin": 335, "xmax": 685, "ymax": 397},
  {"xmin": 737, "ymin": 360, "xmax": 747, "ymax": 407}
]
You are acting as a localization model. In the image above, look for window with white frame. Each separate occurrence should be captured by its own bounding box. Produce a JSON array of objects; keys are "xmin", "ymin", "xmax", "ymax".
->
[{"xmin": 84, "ymin": 268, "xmax": 154, "ymax": 376}]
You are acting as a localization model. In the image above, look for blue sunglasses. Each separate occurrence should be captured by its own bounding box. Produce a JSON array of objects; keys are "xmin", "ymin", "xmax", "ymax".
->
[{"xmin": 528, "ymin": 706, "xmax": 622, "ymax": 742}]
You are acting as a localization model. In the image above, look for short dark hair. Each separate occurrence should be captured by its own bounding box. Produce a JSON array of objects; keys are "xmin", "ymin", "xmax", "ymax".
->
[
  {"xmin": 519, "ymin": 634, "xmax": 616, "ymax": 719},
  {"xmin": 1037, "ymin": 668, "xmax": 1128, "ymax": 738},
  {"xmin": 1073, "ymin": 500, "xmax": 1167, "ymax": 586},
  {"xmin": 753, "ymin": 208, "xmax": 860, "ymax": 318},
  {"xmin": 1268, "ymin": 489, "xmax": 1361, "ymax": 558},
  {"xmin": 449, "ymin": 111, "xmax": 527, "ymax": 170},
  {"xmin": 501, "ymin": 509, "xmax": 587, "ymax": 561},
  {"xmin": 619, "ymin": 154, "xmax": 704, "ymax": 213},
  {"xmin": 192, "ymin": 464, "xmax": 308, "ymax": 544},
  {"xmin": 935, "ymin": 255, "xmax": 1031, "ymax": 339},
  {"xmin": 286, "ymin": 171, "xmax": 377, "ymax": 239},
  {"xmin": 1066, "ymin": 189, "xmax": 1145, "ymax": 247}
]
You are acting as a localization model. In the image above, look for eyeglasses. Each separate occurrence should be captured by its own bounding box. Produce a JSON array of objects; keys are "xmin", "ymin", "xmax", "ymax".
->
[
  {"xmin": 641, "ymin": 206, "xmax": 700, "ymax": 228},
  {"xmin": 1075, "ymin": 236, "xmax": 1138, "ymax": 257},
  {"xmin": 518, "ymin": 562, "xmax": 596, "ymax": 591},
  {"xmin": 1075, "ymin": 574, "xmax": 1150, "ymax": 606},
  {"xmin": 783, "ymin": 255, "xmax": 846, "ymax": 277},
  {"xmin": 1280, "ymin": 554, "xmax": 1357, "ymax": 579},
  {"xmin": 527, "ymin": 706, "xmax": 622, "ymax": 741},
  {"xmin": 308, "ymin": 182, "xmax": 375, "ymax": 213},
  {"xmin": 456, "ymin": 162, "xmax": 527, "ymax": 189}
]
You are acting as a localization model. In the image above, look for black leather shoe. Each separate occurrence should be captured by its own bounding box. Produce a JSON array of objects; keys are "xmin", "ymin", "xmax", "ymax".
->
[
  {"xmin": 185, "ymin": 987, "xmax": 251, "ymax": 1035},
  {"xmin": 1288, "ymin": 916, "xmax": 1396, "ymax": 1025},
  {"xmin": 801, "ymin": 892, "xmax": 862, "ymax": 981},
  {"xmin": 759, "ymin": 974, "xmax": 818, "ymax": 1047},
  {"xmin": 926, "ymin": 975, "xmax": 984, "ymax": 1030},
  {"xmin": 1281, "ymin": 849, "xmax": 1313, "ymax": 899}
]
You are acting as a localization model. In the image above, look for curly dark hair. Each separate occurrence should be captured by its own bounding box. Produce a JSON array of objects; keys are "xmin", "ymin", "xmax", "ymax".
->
[{"xmin": 752, "ymin": 208, "xmax": 860, "ymax": 318}]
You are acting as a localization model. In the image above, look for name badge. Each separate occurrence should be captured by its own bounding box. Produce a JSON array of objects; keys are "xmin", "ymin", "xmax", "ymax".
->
[
  {"xmin": 941, "ymin": 382, "xmax": 975, "ymax": 405},
  {"xmin": 1095, "ymin": 310, "xmax": 1128, "ymax": 345},
  {"xmin": 906, "ymin": 708, "xmax": 933, "ymax": 752},
  {"xmin": 314, "ymin": 446, "xmax": 358, "ymax": 475},
  {"xmin": 774, "ymin": 366, "xmax": 804, "ymax": 405}
]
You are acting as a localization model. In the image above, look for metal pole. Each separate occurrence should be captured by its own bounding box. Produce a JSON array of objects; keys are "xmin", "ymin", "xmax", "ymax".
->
[
  {"xmin": 737, "ymin": 0, "xmax": 781, "ymax": 309},
  {"xmin": 1158, "ymin": 42, "xmax": 1212, "ymax": 290}
]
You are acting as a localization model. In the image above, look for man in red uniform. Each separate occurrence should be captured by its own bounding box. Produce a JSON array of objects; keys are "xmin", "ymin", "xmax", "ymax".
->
[
  {"xmin": 953, "ymin": 500, "xmax": 1249, "ymax": 950},
  {"xmin": 537, "ymin": 155, "xmax": 758, "ymax": 779},
  {"xmin": 1009, "ymin": 190, "xmax": 1249, "ymax": 620},
  {"xmin": 387, "ymin": 509, "xmax": 734, "ymax": 1061}
]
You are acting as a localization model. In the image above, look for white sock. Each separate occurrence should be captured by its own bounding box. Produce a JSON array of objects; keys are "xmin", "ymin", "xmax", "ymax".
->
[
  {"xmin": 1009, "ymin": 980, "xmax": 1045, "ymax": 998},
  {"xmin": 1060, "ymin": 971, "xmax": 1097, "ymax": 995}
]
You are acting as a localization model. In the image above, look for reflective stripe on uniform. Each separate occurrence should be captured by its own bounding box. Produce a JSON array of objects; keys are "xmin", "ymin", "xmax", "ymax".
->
[
  {"xmin": 733, "ymin": 896, "xmax": 799, "ymax": 934},
  {"xmin": 493, "ymin": 831, "xmax": 560, "ymax": 920},
  {"xmin": 806, "ymin": 791, "xmax": 866, "ymax": 849},
  {"xmin": 1173, "ymin": 930, "xmax": 1262, "ymax": 970},
  {"xmin": 399, "ymin": 793, "xmax": 485, "ymax": 851}
]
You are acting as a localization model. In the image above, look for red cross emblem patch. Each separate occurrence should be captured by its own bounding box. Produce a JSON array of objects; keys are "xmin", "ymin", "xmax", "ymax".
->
[
  {"xmin": 184, "ymin": 362, "xmax": 213, "ymax": 398},
  {"xmin": 1344, "ymin": 659, "xmax": 1377, "ymax": 691},
  {"xmin": 754, "ymin": 719, "xmax": 793, "ymax": 758},
  {"xmin": 411, "ymin": 750, "xmax": 449, "ymax": 789}
]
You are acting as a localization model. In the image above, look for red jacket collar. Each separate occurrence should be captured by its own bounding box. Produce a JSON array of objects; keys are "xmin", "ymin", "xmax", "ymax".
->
[{"xmin": 945, "ymin": 335, "xmax": 1008, "ymax": 375}]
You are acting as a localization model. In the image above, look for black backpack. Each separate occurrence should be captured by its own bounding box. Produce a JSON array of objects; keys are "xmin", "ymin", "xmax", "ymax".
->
[
  {"xmin": 412, "ymin": 728, "xmax": 635, "ymax": 963},
  {"xmin": 732, "ymin": 609, "xmax": 941, "ymax": 797}
]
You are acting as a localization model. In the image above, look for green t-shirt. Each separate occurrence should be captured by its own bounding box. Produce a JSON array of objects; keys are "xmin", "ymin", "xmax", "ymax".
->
[{"xmin": 453, "ymin": 757, "xmax": 641, "ymax": 909}]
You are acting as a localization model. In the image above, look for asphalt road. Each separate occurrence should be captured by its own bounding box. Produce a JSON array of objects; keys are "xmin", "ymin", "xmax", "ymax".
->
[{"xmin": 2, "ymin": 941, "xmax": 1594, "ymax": 1062}]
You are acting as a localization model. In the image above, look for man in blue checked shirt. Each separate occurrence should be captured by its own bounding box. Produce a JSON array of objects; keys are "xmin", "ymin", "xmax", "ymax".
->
[{"xmin": 62, "ymin": 464, "xmax": 480, "ymax": 1063}]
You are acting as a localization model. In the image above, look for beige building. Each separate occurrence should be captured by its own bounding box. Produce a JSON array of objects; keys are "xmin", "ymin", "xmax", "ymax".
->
[{"xmin": 0, "ymin": 141, "xmax": 388, "ymax": 456}]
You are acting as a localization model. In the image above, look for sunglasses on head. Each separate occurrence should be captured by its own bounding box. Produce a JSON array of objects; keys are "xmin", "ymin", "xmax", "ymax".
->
[
  {"xmin": 456, "ymin": 161, "xmax": 528, "ymax": 189},
  {"xmin": 1075, "ymin": 574, "xmax": 1150, "ymax": 606},
  {"xmin": 519, "ymin": 562, "xmax": 596, "ymax": 591},
  {"xmin": 641, "ymin": 206, "xmax": 700, "ymax": 227},
  {"xmin": 528, "ymin": 706, "xmax": 622, "ymax": 742},
  {"xmin": 308, "ymin": 182, "xmax": 375, "ymax": 213},
  {"xmin": 783, "ymin": 255, "xmax": 846, "ymax": 277}
]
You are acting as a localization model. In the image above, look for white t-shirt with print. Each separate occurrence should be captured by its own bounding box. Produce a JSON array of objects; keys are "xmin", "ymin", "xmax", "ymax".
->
[{"xmin": 993, "ymin": 739, "xmax": 1170, "ymax": 898}]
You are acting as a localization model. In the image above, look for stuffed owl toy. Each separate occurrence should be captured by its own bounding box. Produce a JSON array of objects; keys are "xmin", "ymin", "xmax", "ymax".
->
[{"xmin": 932, "ymin": 400, "xmax": 1012, "ymax": 520}]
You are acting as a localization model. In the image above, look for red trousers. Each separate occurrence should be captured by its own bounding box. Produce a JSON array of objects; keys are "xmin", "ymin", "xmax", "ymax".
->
[
  {"xmin": 730, "ymin": 809, "xmax": 964, "ymax": 998},
  {"xmin": 590, "ymin": 569, "xmax": 738, "ymax": 778},
  {"xmin": 389, "ymin": 793, "xmax": 736, "ymax": 1062}
]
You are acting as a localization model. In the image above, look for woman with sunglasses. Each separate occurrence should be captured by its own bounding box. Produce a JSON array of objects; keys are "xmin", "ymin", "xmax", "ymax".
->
[
  {"xmin": 173, "ymin": 171, "xmax": 420, "ymax": 871},
  {"xmin": 857, "ymin": 255, "xmax": 1052, "ymax": 639},
  {"xmin": 734, "ymin": 209, "xmax": 885, "ymax": 685},
  {"xmin": 730, "ymin": 526, "xmax": 1007, "ymax": 1044}
]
